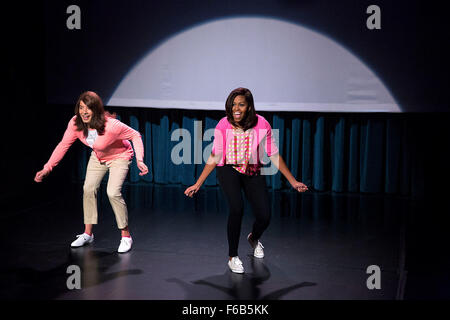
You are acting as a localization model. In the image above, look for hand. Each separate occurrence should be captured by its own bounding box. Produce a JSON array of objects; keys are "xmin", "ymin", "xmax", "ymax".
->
[
  {"xmin": 137, "ymin": 160, "xmax": 149, "ymax": 176},
  {"xmin": 34, "ymin": 168, "xmax": 49, "ymax": 183},
  {"xmin": 184, "ymin": 184, "xmax": 200, "ymax": 198},
  {"xmin": 291, "ymin": 180, "xmax": 308, "ymax": 193}
]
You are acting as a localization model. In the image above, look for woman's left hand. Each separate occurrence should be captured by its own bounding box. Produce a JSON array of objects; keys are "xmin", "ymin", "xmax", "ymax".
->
[
  {"xmin": 137, "ymin": 160, "xmax": 149, "ymax": 176},
  {"xmin": 291, "ymin": 180, "xmax": 308, "ymax": 192}
]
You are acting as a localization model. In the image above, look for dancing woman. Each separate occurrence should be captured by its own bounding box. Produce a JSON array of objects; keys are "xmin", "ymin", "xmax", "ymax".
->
[
  {"xmin": 34, "ymin": 91, "xmax": 148, "ymax": 253},
  {"xmin": 184, "ymin": 88, "xmax": 307, "ymax": 273}
]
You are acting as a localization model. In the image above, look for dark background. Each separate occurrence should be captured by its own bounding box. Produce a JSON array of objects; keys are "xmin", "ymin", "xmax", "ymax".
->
[
  {"xmin": 3, "ymin": 1, "xmax": 450, "ymax": 300},
  {"xmin": 5, "ymin": 0, "xmax": 448, "ymax": 198},
  {"xmin": 42, "ymin": 0, "xmax": 448, "ymax": 112}
]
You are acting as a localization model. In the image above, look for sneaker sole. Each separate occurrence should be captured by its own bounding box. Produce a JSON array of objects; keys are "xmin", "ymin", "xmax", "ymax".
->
[
  {"xmin": 229, "ymin": 268, "xmax": 244, "ymax": 274},
  {"xmin": 70, "ymin": 240, "xmax": 94, "ymax": 248}
]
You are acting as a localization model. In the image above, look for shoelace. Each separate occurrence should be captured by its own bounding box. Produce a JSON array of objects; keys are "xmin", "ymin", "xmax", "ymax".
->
[
  {"xmin": 256, "ymin": 242, "xmax": 264, "ymax": 249},
  {"xmin": 233, "ymin": 258, "xmax": 243, "ymax": 266},
  {"xmin": 120, "ymin": 238, "xmax": 131, "ymax": 244}
]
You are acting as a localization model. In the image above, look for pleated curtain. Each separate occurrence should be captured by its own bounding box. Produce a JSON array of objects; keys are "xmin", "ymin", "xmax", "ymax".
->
[{"xmin": 75, "ymin": 108, "xmax": 423, "ymax": 197}]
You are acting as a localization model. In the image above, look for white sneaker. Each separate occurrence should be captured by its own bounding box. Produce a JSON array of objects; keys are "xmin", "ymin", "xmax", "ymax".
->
[
  {"xmin": 228, "ymin": 256, "xmax": 244, "ymax": 273},
  {"xmin": 71, "ymin": 233, "xmax": 94, "ymax": 247},
  {"xmin": 247, "ymin": 233, "xmax": 264, "ymax": 258},
  {"xmin": 118, "ymin": 236, "xmax": 133, "ymax": 253}
]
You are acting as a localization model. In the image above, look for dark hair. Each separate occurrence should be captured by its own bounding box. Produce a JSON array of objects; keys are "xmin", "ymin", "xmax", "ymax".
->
[
  {"xmin": 225, "ymin": 87, "xmax": 258, "ymax": 131},
  {"xmin": 74, "ymin": 91, "xmax": 115, "ymax": 137}
]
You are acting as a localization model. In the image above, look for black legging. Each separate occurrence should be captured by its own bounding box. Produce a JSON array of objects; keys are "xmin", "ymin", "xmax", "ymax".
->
[{"xmin": 216, "ymin": 165, "xmax": 271, "ymax": 257}]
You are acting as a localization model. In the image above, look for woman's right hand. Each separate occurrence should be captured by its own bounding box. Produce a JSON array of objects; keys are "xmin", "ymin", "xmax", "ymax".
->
[
  {"xmin": 184, "ymin": 184, "xmax": 200, "ymax": 198},
  {"xmin": 34, "ymin": 168, "xmax": 49, "ymax": 183}
]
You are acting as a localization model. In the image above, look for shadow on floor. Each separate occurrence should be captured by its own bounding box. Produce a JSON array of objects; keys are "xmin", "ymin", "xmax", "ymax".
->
[
  {"xmin": 0, "ymin": 246, "xmax": 143, "ymax": 299},
  {"xmin": 167, "ymin": 256, "xmax": 316, "ymax": 300}
]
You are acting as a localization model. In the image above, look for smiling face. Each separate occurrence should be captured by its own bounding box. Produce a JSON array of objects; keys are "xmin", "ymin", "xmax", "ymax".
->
[
  {"xmin": 232, "ymin": 95, "xmax": 248, "ymax": 125},
  {"xmin": 225, "ymin": 88, "xmax": 257, "ymax": 131},
  {"xmin": 79, "ymin": 100, "xmax": 94, "ymax": 125}
]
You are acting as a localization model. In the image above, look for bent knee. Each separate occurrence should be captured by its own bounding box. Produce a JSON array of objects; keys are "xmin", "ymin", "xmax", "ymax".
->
[
  {"xmin": 228, "ymin": 204, "xmax": 244, "ymax": 217},
  {"xmin": 83, "ymin": 183, "xmax": 98, "ymax": 195},
  {"xmin": 106, "ymin": 188, "xmax": 122, "ymax": 199}
]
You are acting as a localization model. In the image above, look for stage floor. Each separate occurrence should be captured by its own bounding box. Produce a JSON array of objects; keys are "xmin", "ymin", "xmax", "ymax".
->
[{"xmin": 0, "ymin": 183, "xmax": 445, "ymax": 300}]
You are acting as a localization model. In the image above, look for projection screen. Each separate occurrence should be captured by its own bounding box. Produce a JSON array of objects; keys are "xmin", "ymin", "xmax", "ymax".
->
[{"xmin": 108, "ymin": 17, "xmax": 400, "ymax": 112}]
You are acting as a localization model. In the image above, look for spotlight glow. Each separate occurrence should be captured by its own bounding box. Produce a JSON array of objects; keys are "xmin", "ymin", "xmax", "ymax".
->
[{"xmin": 108, "ymin": 17, "xmax": 400, "ymax": 112}]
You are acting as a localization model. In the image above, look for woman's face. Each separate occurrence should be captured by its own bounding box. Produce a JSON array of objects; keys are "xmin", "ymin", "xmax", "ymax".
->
[
  {"xmin": 232, "ymin": 95, "xmax": 248, "ymax": 124},
  {"xmin": 79, "ymin": 101, "xmax": 94, "ymax": 124}
]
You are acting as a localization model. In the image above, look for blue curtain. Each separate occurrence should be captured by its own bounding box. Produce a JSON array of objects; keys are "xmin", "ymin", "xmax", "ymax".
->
[{"xmin": 75, "ymin": 108, "xmax": 423, "ymax": 197}]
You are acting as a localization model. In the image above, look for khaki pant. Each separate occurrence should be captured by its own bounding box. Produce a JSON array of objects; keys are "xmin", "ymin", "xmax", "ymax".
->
[{"xmin": 83, "ymin": 152, "xmax": 131, "ymax": 229}]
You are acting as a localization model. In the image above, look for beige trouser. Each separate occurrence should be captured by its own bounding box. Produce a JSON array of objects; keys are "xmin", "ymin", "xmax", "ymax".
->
[{"xmin": 83, "ymin": 152, "xmax": 131, "ymax": 229}]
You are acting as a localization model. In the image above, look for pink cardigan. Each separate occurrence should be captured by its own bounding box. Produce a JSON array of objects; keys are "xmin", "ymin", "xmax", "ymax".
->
[
  {"xmin": 44, "ymin": 115, "xmax": 144, "ymax": 172},
  {"xmin": 212, "ymin": 114, "xmax": 279, "ymax": 167}
]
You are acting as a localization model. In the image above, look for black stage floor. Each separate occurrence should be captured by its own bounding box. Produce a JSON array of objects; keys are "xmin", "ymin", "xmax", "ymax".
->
[{"xmin": 1, "ymin": 183, "xmax": 448, "ymax": 300}]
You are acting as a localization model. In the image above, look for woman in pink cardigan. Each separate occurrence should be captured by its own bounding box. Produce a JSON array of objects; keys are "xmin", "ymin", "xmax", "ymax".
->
[
  {"xmin": 184, "ymin": 87, "xmax": 308, "ymax": 273},
  {"xmin": 34, "ymin": 91, "xmax": 148, "ymax": 253}
]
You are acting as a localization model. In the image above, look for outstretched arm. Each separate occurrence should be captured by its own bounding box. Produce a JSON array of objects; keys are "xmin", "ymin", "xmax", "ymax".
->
[
  {"xmin": 184, "ymin": 153, "xmax": 220, "ymax": 198},
  {"xmin": 269, "ymin": 153, "xmax": 308, "ymax": 192},
  {"xmin": 34, "ymin": 118, "xmax": 78, "ymax": 182}
]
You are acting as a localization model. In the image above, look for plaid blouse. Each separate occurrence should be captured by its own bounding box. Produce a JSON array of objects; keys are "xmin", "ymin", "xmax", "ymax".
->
[
  {"xmin": 212, "ymin": 115, "xmax": 279, "ymax": 172},
  {"xmin": 226, "ymin": 128, "xmax": 260, "ymax": 176}
]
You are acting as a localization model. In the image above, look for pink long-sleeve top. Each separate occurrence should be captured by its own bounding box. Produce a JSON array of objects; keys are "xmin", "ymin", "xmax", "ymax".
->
[
  {"xmin": 43, "ymin": 115, "xmax": 144, "ymax": 172},
  {"xmin": 211, "ymin": 114, "xmax": 279, "ymax": 169}
]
